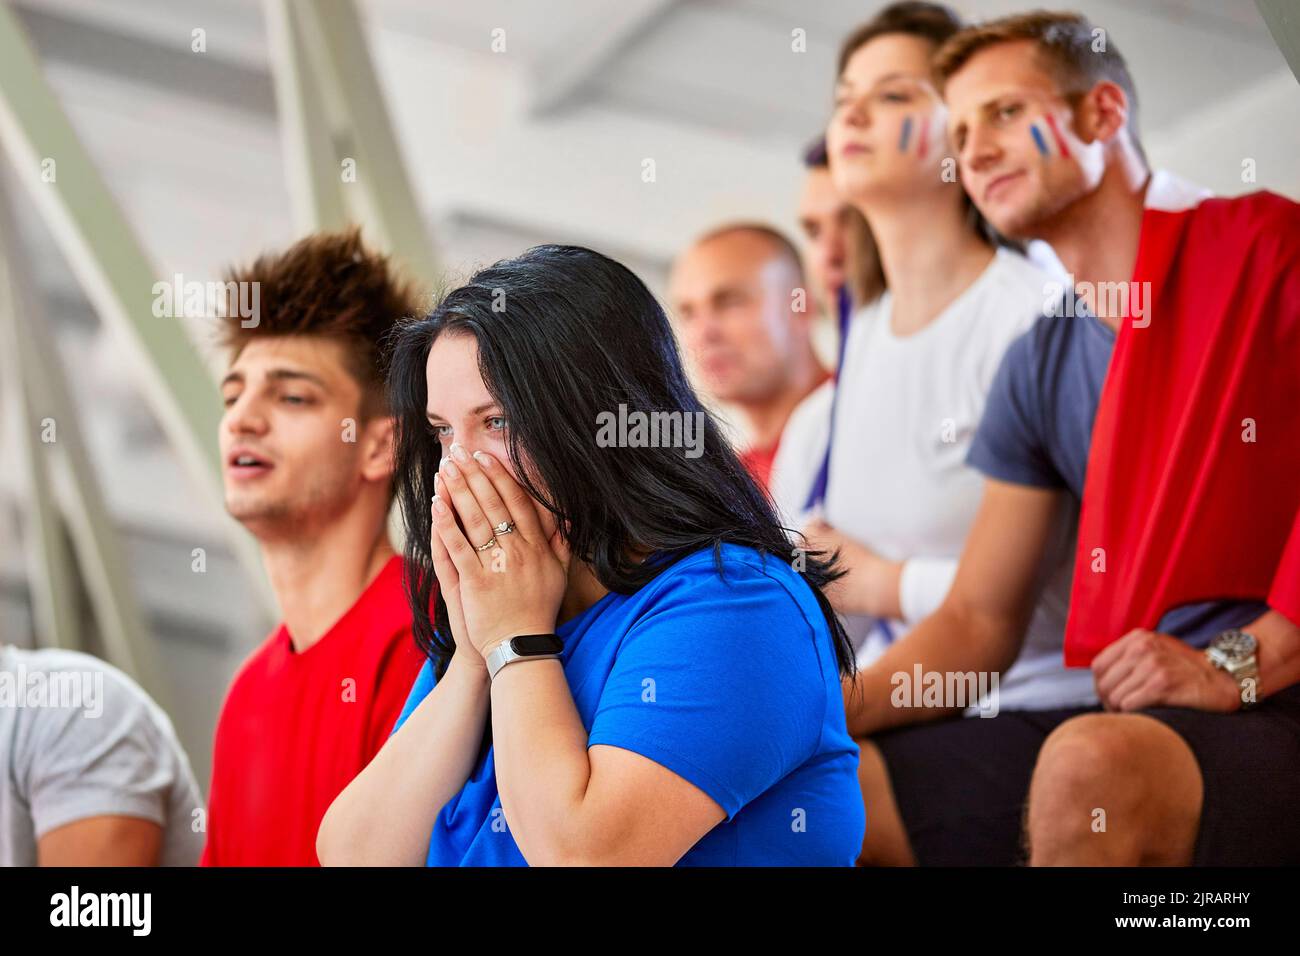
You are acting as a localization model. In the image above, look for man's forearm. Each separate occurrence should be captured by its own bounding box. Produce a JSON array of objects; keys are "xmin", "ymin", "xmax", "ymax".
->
[{"xmin": 844, "ymin": 598, "xmax": 1025, "ymax": 738}]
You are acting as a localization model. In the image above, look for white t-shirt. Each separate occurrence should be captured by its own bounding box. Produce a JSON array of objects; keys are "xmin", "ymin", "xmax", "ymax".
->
[
  {"xmin": 769, "ymin": 378, "xmax": 834, "ymax": 529},
  {"xmin": 0, "ymin": 645, "xmax": 204, "ymax": 865},
  {"xmin": 771, "ymin": 246, "xmax": 1098, "ymax": 712}
]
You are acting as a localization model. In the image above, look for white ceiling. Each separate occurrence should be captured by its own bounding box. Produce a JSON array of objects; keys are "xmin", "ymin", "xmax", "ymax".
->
[{"xmin": 13, "ymin": 0, "xmax": 1295, "ymax": 273}]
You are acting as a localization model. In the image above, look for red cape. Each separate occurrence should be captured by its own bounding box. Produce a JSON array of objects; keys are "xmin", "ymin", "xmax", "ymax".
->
[{"xmin": 1065, "ymin": 191, "xmax": 1300, "ymax": 665}]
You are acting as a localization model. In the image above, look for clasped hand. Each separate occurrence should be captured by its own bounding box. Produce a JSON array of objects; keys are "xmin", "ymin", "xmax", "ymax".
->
[{"xmin": 430, "ymin": 444, "xmax": 569, "ymax": 663}]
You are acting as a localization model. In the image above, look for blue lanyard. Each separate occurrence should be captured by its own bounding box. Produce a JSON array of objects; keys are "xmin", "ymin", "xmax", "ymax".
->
[
  {"xmin": 800, "ymin": 287, "xmax": 897, "ymax": 647},
  {"xmin": 801, "ymin": 285, "xmax": 853, "ymax": 513}
]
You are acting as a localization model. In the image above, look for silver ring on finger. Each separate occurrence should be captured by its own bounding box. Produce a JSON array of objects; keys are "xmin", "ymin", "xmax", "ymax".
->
[{"xmin": 492, "ymin": 521, "xmax": 516, "ymax": 536}]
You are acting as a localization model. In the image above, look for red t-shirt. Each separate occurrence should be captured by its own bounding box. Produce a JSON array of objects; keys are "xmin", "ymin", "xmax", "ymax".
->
[
  {"xmin": 740, "ymin": 440, "xmax": 781, "ymax": 490},
  {"xmin": 741, "ymin": 371, "xmax": 833, "ymax": 491},
  {"xmin": 201, "ymin": 556, "xmax": 426, "ymax": 865}
]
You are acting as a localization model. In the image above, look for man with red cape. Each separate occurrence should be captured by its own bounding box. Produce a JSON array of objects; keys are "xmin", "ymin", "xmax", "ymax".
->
[{"xmin": 842, "ymin": 10, "xmax": 1300, "ymax": 868}]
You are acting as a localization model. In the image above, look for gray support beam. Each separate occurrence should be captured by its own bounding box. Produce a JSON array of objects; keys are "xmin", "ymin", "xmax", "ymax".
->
[
  {"xmin": 0, "ymin": 3, "xmax": 275, "ymax": 620},
  {"xmin": 288, "ymin": 0, "xmax": 439, "ymax": 286},
  {"xmin": 0, "ymin": 204, "xmax": 79, "ymax": 652},
  {"xmin": 0, "ymin": 3, "xmax": 222, "ymax": 486},
  {"xmin": 0, "ymin": 177, "xmax": 168, "ymax": 708},
  {"xmin": 263, "ymin": 0, "xmax": 349, "ymax": 233},
  {"xmin": 528, "ymin": 0, "xmax": 677, "ymax": 116},
  {"xmin": 1256, "ymin": 0, "xmax": 1300, "ymax": 85}
]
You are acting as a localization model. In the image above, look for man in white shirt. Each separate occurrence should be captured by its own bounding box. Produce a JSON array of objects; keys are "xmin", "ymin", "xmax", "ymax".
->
[{"xmin": 0, "ymin": 643, "xmax": 204, "ymax": 865}]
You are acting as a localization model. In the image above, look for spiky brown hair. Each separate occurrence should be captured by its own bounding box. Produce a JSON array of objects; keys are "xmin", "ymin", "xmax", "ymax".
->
[{"xmin": 217, "ymin": 227, "xmax": 423, "ymax": 418}]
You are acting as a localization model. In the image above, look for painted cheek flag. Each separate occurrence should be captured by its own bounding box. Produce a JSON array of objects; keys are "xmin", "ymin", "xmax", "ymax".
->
[
  {"xmin": 1064, "ymin": 191, "xmax": 1300, "ymax": 665},
  {"xmin": 899, "ymin": 115, "xmax": 930, "ymax": 159},
  {"xmin": 1029, "ymin": 122, "xmax": 1050, "ymax": 156},
  {"xmin": 1043, "ymin": 114, "xmax": 1071, "ymax": 157},
  {"xmin": 1030, "ymin": 117, "xmax": 1070, "ymax": 158}
]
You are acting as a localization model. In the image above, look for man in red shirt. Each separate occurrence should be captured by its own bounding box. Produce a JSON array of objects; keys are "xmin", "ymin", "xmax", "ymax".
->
[
  {"xmin": 202, "ymin": 229, "xmax": 427, "ymax": 865},
  {"xmin": 668, "ymin": 225, "xmax": 829, "ymax": 489}
]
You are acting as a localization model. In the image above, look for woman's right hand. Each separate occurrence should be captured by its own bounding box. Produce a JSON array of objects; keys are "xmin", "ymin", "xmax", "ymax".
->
[{"xmin": 432, "ymin": 472, "xmax": 486, "ymax": 673}]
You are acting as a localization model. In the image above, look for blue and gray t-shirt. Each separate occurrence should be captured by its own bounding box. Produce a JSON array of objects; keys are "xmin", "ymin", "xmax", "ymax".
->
[{"xmin": 967, "ymin": 306, "xmax": 1268, "ymax": 644}]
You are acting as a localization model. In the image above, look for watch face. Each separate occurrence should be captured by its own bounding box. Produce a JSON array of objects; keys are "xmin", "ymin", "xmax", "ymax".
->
[
  {"xmin": 510, "ymin": 634, "xmax": 564, "ymax": 656},
  {"xmin": 1213, "ymin": 629, "xmax": 1257, "ymax": 661}
]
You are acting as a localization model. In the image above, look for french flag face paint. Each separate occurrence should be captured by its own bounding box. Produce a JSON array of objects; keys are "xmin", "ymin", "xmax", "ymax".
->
[
  {"xmin": 1043, "ymin": 113, "xmax": 1072, "ymax": 158},
  {"xmin": 1029, "ymin": 122, "xmax": 1050, "ymax": 157},
  {"xmin": 899, "ymin": 115, "xmax": 913, "ymax": 153},
  {"xmin": 915, "ymin": 116, "xmax": 930, "ymax": 160}
]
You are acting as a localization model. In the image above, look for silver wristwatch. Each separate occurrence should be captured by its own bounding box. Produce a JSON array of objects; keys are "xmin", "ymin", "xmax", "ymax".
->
[
  {"xmin": 1205, "ymin": 629, "xmax": 1259, "ymax": 709},
  {"xmin": 485, "ymin": 634, "xmax": 564, "ymax": 681}
]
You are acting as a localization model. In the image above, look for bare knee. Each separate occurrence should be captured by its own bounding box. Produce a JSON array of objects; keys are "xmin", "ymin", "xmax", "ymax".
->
[{"xmin": 1026, "ymin": 714, "xmax": 1201, "ymax": 866}]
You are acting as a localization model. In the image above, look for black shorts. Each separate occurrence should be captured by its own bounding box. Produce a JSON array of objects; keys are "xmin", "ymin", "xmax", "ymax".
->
[{"xmin": 872, "ymin": 683, "xmax": 1300, "ymax": 866}]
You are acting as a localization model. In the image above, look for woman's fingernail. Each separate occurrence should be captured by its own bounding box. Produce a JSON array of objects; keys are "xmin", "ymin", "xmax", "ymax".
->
[
  {"xmin": 441, "ymin": 457, "xmax": 460, "ymax": 478},
  {"xmin": 450, "ymin": 443, "xmax": 470, "ymax": 463},
  {"xmin": 472, "ymin": 450, "xmax": 494, "ymax": 469},
  {"xmin": 432, "ymin": 495, "xmax": 447, "ymax": 515}
]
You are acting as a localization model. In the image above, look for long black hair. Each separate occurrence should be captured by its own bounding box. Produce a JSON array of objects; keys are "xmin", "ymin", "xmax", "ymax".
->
[{"xmin": 387, "ymin": 244, "xmax": 855, "ymax": 680}]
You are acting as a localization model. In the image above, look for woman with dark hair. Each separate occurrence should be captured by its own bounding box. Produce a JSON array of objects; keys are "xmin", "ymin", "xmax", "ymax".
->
[{"xmin": 316, "ymin": 243, "xmax": 864, "ymax": 866}]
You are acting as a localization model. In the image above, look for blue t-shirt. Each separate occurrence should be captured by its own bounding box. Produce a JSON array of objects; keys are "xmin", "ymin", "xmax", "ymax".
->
[
  {"xmin": 390, "ymin": 543, "xmax": 865, "ymax": 866},
  {"xmin": 967, "ymin": 308, "xmax": 1268, "ymax": 643}
]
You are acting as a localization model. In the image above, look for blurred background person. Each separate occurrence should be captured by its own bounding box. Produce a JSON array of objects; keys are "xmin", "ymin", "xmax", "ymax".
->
[
  {"xmin": 201, "ymin": 229, "xmax": 426, "ymax": 866},
  {"xmin": 668, "ymin": 224, "xmax": 828, "ymax": 490},
  {"xmin": 770, "ymin": 138, "xmax": 883, "ymax": 525},
  {"xmin": 1, "ymin": 642, "xmax": 203, "ymax": 865},
  {"xmin": 796, "ymin": 136, "xmax": 858, "ymax": 314}
]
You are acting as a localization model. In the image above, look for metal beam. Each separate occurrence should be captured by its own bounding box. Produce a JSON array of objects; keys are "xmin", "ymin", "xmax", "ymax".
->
[
  {"xmin": 0, "ymin": 198, "xmax": 79, "ymax": 653},
  {"xmin": 0, "ymin": 3, "xmax": 276, "ymax": 619},
  {"xmin": 0, "ymin": 176, "xmax": 168, "ymax": 708},
  {"xmin": 263, "ymin": 0, "xmax": 348, "ymax": 233},
  {"xmin": 0, "ymin": 3, "xmax": 222, "ymax": 487},
  {"xmin": 285, "ymin": 0, "xmax": 439, "ymax": 286},
  {"xmin": 12, "ymin": 2, "xmax": 275, "ymax": 120},
  {"xmin": 1256, "ymin": 0, "xmax": 1300, "ymax": 85},
  {"xmin": 528, "ymin": 0, "xmax": 677, "ymax": 116}
]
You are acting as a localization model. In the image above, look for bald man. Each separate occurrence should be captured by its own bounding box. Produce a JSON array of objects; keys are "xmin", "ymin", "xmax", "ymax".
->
[{"xmin": 668, "ymin": 224, "xmax": 829, "ymax": 489}]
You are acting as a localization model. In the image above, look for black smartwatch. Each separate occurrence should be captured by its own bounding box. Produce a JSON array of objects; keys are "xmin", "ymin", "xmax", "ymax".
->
[{"xmin": 484, "ymin": 634, "xmax": 563, "ymax": 681}]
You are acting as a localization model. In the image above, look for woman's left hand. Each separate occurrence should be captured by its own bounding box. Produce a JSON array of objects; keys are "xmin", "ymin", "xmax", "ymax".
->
[{"xmin": 431, "ymin": 443, "xmax": 570, "ymax": 658}]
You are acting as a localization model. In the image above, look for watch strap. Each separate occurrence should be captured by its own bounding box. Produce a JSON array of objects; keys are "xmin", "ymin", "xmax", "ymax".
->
[
  {"xmin": 1206, "ymin": 635, "xmax": 1260, "ymax": 709},
  {"xmin": 485, "ymin": 635, "xmax": 562, "ymax": 681}
]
